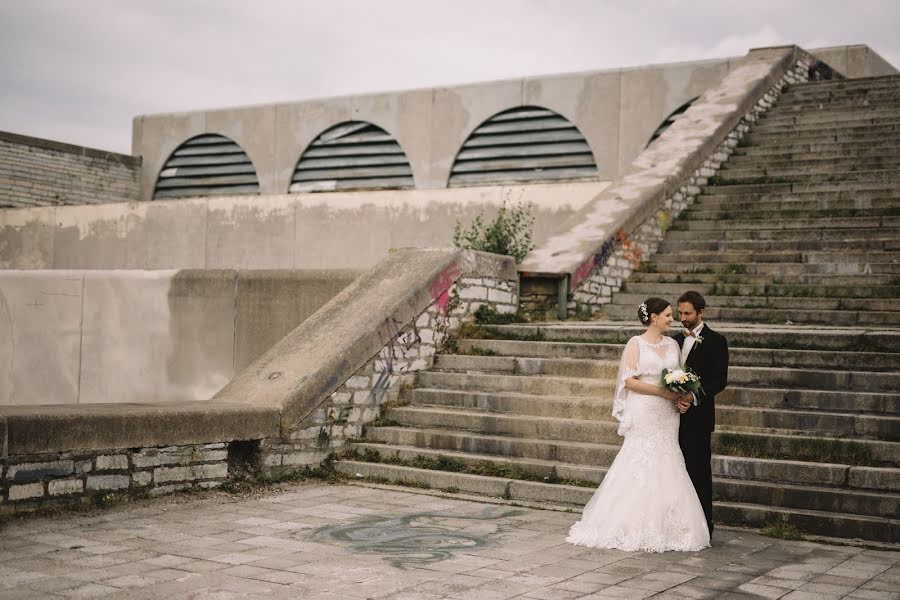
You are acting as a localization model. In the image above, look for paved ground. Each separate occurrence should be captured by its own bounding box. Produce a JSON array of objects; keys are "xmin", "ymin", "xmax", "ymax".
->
[{"xmin": 0, "ymin": 482, "xmax": 897, "ymax": 600}]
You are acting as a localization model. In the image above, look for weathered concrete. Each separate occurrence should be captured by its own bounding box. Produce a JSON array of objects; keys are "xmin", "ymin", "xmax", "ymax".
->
[
  {"xmin": 215, "ymin": 249, "xmax": 517, "ymax": 435},
  {"xmin": 0, "ymin": 182, "xmax": 607, "ymax": 270},
  {"xmin": 132, "ymin": 45, "xmax": 895, "ymax": 201},
  {"xmin": 0, "ymin": 269, "xmax": 360, "ymax": 406},
  {"xmin": 520, "ymin": 45, "xmax": 816, "ymax": 278}
]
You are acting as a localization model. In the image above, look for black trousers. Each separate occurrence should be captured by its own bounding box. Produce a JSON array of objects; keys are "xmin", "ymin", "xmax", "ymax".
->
[{"xmin": 679, "ymin": 429, "xmax": 714, "ymax": 535}]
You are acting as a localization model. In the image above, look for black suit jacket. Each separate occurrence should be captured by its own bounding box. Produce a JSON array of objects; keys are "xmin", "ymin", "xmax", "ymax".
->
[{"xmin": 673, "ymin": 325, "xmax": 729, "ymax": 434}]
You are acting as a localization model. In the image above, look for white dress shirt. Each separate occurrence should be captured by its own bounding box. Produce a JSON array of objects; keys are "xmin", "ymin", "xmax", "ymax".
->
[
  {"xmin": 681, "ymin": 322, "xmax": 705, "ymax": 365},
  {"xmin": 681, "ymin": 322, "xmax": 704, "ymax": 406}
]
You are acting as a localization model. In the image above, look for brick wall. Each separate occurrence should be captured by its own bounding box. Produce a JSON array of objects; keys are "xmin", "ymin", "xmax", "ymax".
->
[{"xmin": 0, "ymin": 131, "xmax": 141, "ymax": 208}]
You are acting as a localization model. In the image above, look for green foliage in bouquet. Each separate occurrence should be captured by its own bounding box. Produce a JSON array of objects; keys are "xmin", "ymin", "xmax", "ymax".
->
[{"xmin": 660, "ymin": 367, "xmax": 704, "ymax": 397}]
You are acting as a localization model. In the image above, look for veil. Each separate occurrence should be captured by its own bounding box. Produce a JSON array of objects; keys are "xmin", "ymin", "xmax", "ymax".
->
[{"xmin": 612, "ymin": 336, "xmax": 641, "ymax": 436}]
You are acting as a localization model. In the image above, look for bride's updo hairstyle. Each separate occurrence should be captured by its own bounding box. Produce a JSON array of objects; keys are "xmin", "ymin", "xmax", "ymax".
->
[{"xmin": 638, "ymin": 297, "xmax": 670, "ymax": 325}]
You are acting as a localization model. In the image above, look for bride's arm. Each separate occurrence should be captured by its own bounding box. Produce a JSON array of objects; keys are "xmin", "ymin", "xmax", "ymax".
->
[{"xmin": 624, "ymin": 377, "xmax": 680, "ymax": 401}]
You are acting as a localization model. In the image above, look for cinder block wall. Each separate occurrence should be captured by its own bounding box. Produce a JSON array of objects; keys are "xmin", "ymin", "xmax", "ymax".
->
[{"xmin": 0, "ymin": 131, "xmax": 141, "ymax": 208}]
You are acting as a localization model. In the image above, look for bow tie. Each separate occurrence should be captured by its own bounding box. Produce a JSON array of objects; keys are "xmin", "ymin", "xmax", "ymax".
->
[{"xmin": 683, "ymin": 329, "xmax": 695, "ymax": 337}]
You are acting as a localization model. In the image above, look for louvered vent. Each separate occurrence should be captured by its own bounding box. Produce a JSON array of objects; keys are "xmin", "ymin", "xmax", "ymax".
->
[
  {"xmin": 646, "ymin": 97, "xmax": 698, "ymax": 148},
  {"xmin": 290, "ymin": 121, "xmax": 413, "ymax": 193},
  {"xmin": 449, "ymin": 106, "xmax": 597, "ymax": 187},
  {"xmin": 153, "ymin": 134, "xmax": 259, "ymax": 199}
]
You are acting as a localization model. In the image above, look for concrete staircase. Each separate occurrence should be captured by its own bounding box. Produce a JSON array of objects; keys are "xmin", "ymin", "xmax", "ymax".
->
[{"xmin": 335, "ymin": 76, "xmax": 900, "ymax": 545}]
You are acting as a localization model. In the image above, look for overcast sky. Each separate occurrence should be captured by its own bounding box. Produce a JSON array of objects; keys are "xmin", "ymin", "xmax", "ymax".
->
[{"xmin": 1, "ymin": 0, "xmax": 898, "ymax": 154}]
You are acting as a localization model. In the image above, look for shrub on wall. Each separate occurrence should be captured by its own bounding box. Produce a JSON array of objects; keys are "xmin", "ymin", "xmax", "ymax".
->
[{"xmin": 452, "ymin": 200, "xmax": 535, "ymax": 264}]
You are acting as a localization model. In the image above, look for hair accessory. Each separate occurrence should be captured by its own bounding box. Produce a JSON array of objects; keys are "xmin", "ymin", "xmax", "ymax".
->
[{"xmin": 639, "ymin": 302, "xmax": 649, "ymax": 321}]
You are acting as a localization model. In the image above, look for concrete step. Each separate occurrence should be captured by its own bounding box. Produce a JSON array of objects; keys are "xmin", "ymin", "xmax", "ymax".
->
[
  {"xmin": 347, "ymin": 442, "xmax": 607, "ymax": 484},
  {"xmin": 733, "ymin": 144, "xmax": 900, "ymax": 159},
  {"xmin": 719, "ymin": 387, "xmax": 900, "ymax": 417},
  {"xmin": 363, "ymin": 425, "xmax": 621, "ymax": 464},
  {"xmin": 432, "ymin": 353, "xmax": 618, "ymax": 379},
  {"xmin": 753, "ymin": 117, "xmax": 900, "ymax": 134},
  {"xmin": 483, "ymin": 323, "xmax": 900, "ymax": 353},
  {"xmin": 459, "ymin": 338, "xmax": 900, "ymax": 374},
  {"xmin": 715, "ymin": 477, "xmax": 899, "ymax": 519},
  {"xmin": 723, "ymin": 155, "xmax": 900, "ymax": 172},
  {"xmin": 710, "ymin": 168, "xmax": 900, "ymax": 186},
  {"xmin": 611, "ymin": 291, "xmax": 898, "ymax": 314},
  {"xmin": 742, "ymin": 131, "xmax": 900, "ymax": 146},
  {"xmin": 701, "ymin": 180, "xmax": 900, "ymax": 195},
  {"xmin": 656, "ymin": 239, "xmax": 900, "ymax": 255},
  {"xmin": 784, "ymin": 78, "xmax": 900, "ymax": 95},
  {"xmin": 335, "ymin": 459, "xmax": 593, "ymax": 504},
  {"xmin": 718, "ymin": 405, "xmax": 899, "ymax": 442},
  {"xmin": 683, "ymin": 207, "xmax": 900, "ymax": 221},
  {"xmin": 415, "ymin": 371, "xmax": 614, "ymax": 397},
  {"xmin": 622, "ymin": 279, "xmax": 900, "ymax": 301},
  {"xmin": 714, "ymin": 501, "xmax": 898, "ymax": 544},
  {"xmin": 670, "ymin": 214, "xmax": 896, "ymax": 231},
  {"xmin": 735, "ymin": 139, "xmax": 900, "ymax": 156},
  {"xmin": 650, "ymin": 250, "xmax": 900, "ymax": 267},
  {"xmin": 771, "ymin": 97, "xmax": 900, "ymax": 112},
  {"xmin": 712, "ymin": 430, "xmax": 898, "ymax": 467},
  {"xmin": 602, "ymin": 302, "xmax": 900, "ymax": 327},
  {"xmin": 410, "ymin": 387, "xmax": 612, "ymax": 419},
  {"xmin": 350, "ymin": 442, "xmax": 900, "ymax": 492},
  {"xmin": 635, "ymin": 261, "xmax": 900, "ymax": 277},
  {"xmin": 759, "ymin": 107, "xmax": 900, "ymax": 126},
  {"xmin": 386, "ymin": 405, "xmax": 621, "ymax": 444},
  {"xmin": 693, "ymin": 195, "xmax": 900, "ymax": 212},
  {"xmin": 334, "ymin": 462, "xmax": 900, "ymax": 543}
]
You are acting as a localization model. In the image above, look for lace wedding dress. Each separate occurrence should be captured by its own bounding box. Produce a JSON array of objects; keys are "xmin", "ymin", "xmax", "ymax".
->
[{"xmin": 567, "ymin": 335, "xmax": 711, "ymax": 552}]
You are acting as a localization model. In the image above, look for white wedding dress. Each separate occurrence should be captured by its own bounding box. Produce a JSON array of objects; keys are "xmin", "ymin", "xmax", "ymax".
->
[{"xmin": 567, "ymin": 335, "xmax": 710, "ymax": 552}]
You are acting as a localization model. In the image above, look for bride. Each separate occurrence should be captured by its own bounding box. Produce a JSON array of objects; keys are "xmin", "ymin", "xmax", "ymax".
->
[{"xmin": 567, "ymin": 297, "xmax": 710, "ymax": 552}]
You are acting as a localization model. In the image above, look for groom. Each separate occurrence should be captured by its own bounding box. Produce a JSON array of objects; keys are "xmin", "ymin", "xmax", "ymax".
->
[{"xmin": 673, "ymin": 291, "xmax": 729, "ymax": 536}]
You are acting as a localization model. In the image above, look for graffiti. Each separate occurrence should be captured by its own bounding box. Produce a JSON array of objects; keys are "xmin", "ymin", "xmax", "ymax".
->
[
  {"xmin": 617, "ymin": 228, "xmax": 643, "ymax": 267},
  {"xmin": 572, "ymin": 227, "xmax": 642, "ymax": 288},
  {"xmin": 571, "ymin": 255, "xmax": 596, "ymax": 288},
  {"xmin": 429, "ymin": 261, "xmax": 461, "ymax": 313},
  {"xmin": 312, "ymin": 507, "xmax": 524, "ymax": 569}
]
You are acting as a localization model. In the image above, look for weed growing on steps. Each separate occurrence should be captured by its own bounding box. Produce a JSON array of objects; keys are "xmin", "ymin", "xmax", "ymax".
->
[
  {"xmin": 344, "ymin": 448, "xmax": 597, "ymax": 488},
  {"xmin": 473, "ymin": 304, "xmax": 527, "ymax": 325},
  {"xmin": 761, "ymin": 518, "xmax": 806, "ymax": 541},
  {"xmin": 452, "ymin": 199, "xmax": 535, "ymax": 263},
  {"xmin": 716, "ymin": 432, "xmax": 875, "ymax": 466},
  {"xmin": 455, "ymin": 346, "xmax": 498, "ymax": 357}
]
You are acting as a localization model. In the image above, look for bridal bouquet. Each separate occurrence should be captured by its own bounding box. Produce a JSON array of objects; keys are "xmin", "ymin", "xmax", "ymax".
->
[{"xmin": 661, "ymin": 368, "xmax": 703, "ymax": 397}]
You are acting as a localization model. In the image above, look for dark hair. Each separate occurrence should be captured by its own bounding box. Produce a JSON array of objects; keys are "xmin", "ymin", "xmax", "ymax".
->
[
  {"xmin": 677, "ymin": 291, "xmax": 706, "ymax": 312},
  {"xmin": 639, "ymin": 297, "xmax": 670, "ymax": 325}
]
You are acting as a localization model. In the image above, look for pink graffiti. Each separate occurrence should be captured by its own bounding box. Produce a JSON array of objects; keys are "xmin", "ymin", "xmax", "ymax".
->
[
  {"xmin": 571, "ymin": 255, "xmax": 596, "ymax": 288},
  {"xmin": 430, "ymin": 262, "xmax": 461, "ymax": 313}
]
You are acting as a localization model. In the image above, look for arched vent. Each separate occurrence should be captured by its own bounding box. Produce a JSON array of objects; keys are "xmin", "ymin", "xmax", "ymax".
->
[
  {"xmin": 290, "ymin": 121, "xmax": 414, "ymax": 193},
  {"xmin": 153, "ymin": 134, "xmax": 259, "ymax": 199},
  {"xmin": 449, "ymin": 106, "xmax": 597, "ymax": 187},
  {"xmin": 646, "ymin": 97, "xmax": 699, "ymax": 148}
]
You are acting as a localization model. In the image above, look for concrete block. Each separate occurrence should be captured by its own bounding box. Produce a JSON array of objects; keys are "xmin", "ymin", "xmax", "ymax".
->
[
  {"xmin": 132, "ymin": 471, "xmax": 152, "ymax": 487},
  {"xmin": 154, "ymin": 462, "xmax": 227, "ymax": 484},
  {"xmin": 86, "ymin": 475, "xmax": 129, "ymax": 491},
  {"xmin": 95, "ymin": 455, "xmax": 128, "ymax": 471},
  {"xmin": 8, "ymin": 482, "xmax": 44, "ymax": 500},
  {"xmin": 7, "ymin": 460, "xmax": 74, "ymax": 482},
  {"xmin": 48, "ymin": 478, "xmax": 84, "ymax": 496}
]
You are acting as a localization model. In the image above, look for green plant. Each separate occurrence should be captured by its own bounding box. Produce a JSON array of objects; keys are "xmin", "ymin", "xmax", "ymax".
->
[
  {"xmin": 453, "ymin": 200, "xmax": 535, "ymax": 263},
  {"xmin": 473, "ymin": 304, "xmax": 525, "ymax": 325},
  {"xmin": 761, "ymin": 518, "xmax": 805, "ymax": 541},
  {"xmin": 443, "ymin": 486, "xmax": 460, "ymax": 494}
]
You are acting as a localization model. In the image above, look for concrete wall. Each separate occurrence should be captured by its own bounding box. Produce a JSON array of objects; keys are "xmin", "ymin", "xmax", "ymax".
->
[
  {"xmin": 0, "ymin": 269, "xmax": 360, "ymax": 406},
  {"xmin": 0, "ymin": 131, "xmax": 141, "ymax": 209},
  {"xmin": 0, "ymin": 181, "xmax": 608, "ymax": 270},
  {"xmin": 132, "ymin": 45, "xmax": 896, "ymax": 202},
  {"xmin": 811, "ymin": 44, "xmax": 898, "ymax": 78},
  {"xmin": 133, "ymin": 59, "xmax": 732, "ymax": 200}
]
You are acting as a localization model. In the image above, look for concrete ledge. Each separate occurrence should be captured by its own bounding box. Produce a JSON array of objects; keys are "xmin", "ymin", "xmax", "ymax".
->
[
  {"xmin": 215, "ymin": 248, "xmax": 517, "ymax": 436},
  {"xmin": 1, "ymin": 402, "xmax": 280, "ymax": 455}
]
